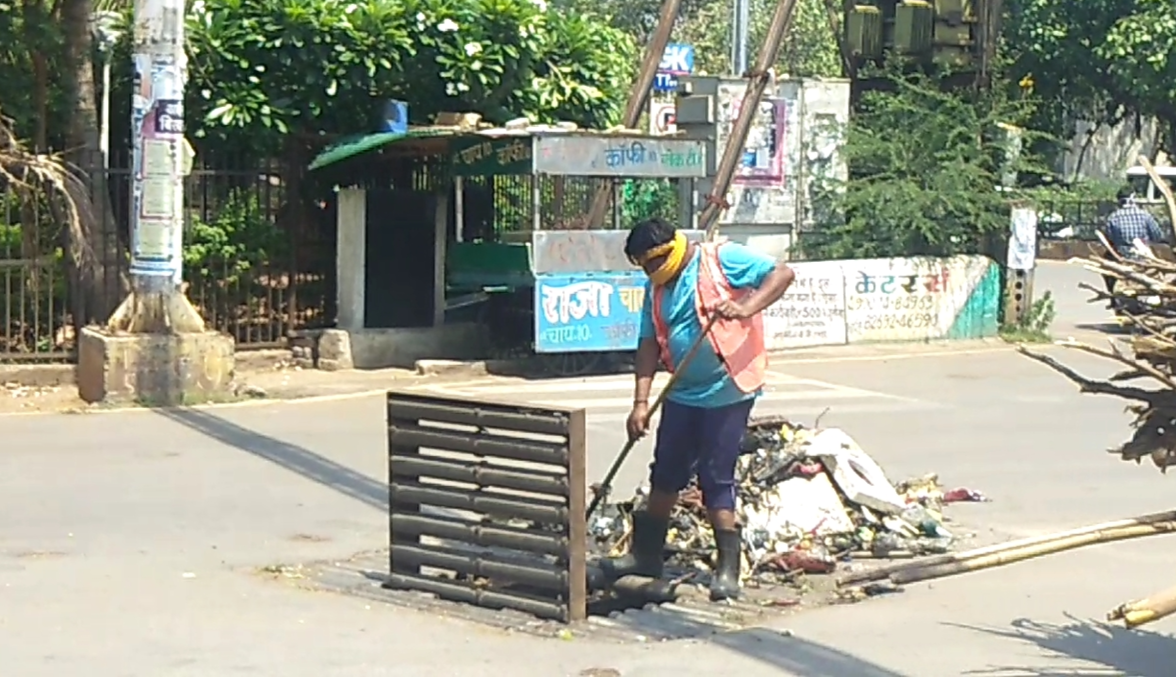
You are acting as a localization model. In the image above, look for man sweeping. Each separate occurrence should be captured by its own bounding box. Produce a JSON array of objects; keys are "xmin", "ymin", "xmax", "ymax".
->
[{"xmin": 601, "ymin": 217, "xmax": 795, "ymax": 601}]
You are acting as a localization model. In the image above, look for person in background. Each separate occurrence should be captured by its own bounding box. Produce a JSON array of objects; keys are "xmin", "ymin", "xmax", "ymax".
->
[
  {"xmin": 1102, "ymin": 186, "xmax": 1168, "ymax": 303},
  {"xmin": 600, "ymin": 217, "xmax": 795, "ymax": 601}
]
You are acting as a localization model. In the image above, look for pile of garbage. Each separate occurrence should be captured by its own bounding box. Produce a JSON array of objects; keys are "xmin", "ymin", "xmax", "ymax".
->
[{"xmin": 589, "ymin": 416, "xmax": 987, "ymax": 585}]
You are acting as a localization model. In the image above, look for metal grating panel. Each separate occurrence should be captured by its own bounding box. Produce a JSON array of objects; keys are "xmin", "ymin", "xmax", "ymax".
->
[{"xmin": 385, "ymin": 390, "xmax": 588, "ymax": 622}]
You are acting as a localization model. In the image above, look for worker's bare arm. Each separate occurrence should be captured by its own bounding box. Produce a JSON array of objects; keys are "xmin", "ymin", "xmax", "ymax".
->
[
  {"xmin": 633, "ymin": 336, "xmax": 660, "ymax": 403},
  {"xmin": 738, "ymin": 263, "xmax": 795, "ymax": 317}
]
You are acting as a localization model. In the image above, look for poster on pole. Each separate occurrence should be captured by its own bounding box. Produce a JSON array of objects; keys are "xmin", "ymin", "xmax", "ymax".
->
[
  {"xmin": 1007, "ymin": 207, "xmax": 1038, "ymax": 270},
  {"xmin": 129, "ymin": 50, "xmax": 186, "ymax": 280}
]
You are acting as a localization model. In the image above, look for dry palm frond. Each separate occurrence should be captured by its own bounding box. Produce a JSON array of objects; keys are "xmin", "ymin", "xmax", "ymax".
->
[{"xmin": 0, "ymin": 111, "xmax": 98, "ymax": 280}]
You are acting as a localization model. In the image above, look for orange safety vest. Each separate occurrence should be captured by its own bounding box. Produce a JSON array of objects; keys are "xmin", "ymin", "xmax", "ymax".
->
[{"xmin": 650, "ymin": 242, "xmax": 767, "ymax": 394}]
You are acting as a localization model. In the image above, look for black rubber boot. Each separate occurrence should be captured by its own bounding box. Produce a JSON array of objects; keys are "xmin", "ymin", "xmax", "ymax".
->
[
  {"xmin": 600, "ymin": 511, "xmax": 668, "ymax": 581},
  {"xmin": 709, "ymin": 528, "xmax": 743, "ymax": 601}
]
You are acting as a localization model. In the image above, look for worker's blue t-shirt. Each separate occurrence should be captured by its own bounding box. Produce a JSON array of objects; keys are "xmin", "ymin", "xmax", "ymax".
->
[{"xmin": 638, "ymin": 243, "xmax": 778, "ymax": 409}]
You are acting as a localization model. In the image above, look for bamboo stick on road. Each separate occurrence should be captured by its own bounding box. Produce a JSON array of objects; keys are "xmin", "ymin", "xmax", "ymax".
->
[
  {"xmin": 889, "ymin": 520, "xmax": 1176, "ymax": 585},
  {"xmin": 837, "ymin": 510, "xmax": 1176, "ymax": 588},
  {"xmin": 1108, "ymin": 584, "xmax": 1176, "ymax": 628}
]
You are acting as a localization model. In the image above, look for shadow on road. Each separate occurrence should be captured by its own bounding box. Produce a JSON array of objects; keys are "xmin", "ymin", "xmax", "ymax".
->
[
  {"xmin": 155, "ymin": 406, "xmax": 387, "ymax": 511},
  {"xmin": 711, "ymin": 628, "xmax": 908, "ymax": 677},
  {"xmin": 1073, "ymin": 322, "xmax": 1129, "ymax": 336},
  {"xmin": 955, "ymin": 615, "xmax": 1175, "ymax": 677}
]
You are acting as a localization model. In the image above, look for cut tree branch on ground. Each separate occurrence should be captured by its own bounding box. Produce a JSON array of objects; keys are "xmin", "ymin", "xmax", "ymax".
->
[
  {"xmin": 978, "ymin": 158, "xmax": 1176, "ymax": 625},
  {"xmin": 1019, "ymin": 345, "xmax": 1176, "ymax": 471}
]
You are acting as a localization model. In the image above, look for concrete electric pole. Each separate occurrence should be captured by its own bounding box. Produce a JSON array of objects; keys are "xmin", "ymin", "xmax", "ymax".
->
[
  {"xmin": 731, "ymin": 0, "xmax": 750, "ymax": 75},
  {"xmin": 78, "ymin": 0, "xmax": 235, "ymax": 405}
]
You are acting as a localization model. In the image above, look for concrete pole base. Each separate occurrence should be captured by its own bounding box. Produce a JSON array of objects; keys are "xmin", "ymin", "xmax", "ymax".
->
[
  {"xmin": 76, "ymin": 326, "xmax": 236, "ymax": 406},
  {"xmin": 106, "ymin": 288, "xmax": 206, "ymax": 335}
]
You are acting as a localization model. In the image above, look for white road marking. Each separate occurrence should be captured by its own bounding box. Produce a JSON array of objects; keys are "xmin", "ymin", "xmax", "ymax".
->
[
  {"xmin": 528, "ymin": 391, "xmax": 907, "ymax": 411},
  {"xmin": 584, "ymin": 400, "xmax": 941, "ymax": 423},
  {"xmin": 410, "ymin": 370, "xmax": 923, "ymax": 413}
]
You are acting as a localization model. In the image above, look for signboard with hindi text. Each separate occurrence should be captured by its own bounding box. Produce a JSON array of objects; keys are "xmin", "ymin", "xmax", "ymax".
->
[
  {"xmin": 533, "ymin": 135, "xmax": 705, "ymax": 178},
  {"xmin": 534, "ymin": 272, "xmax": 647, "ymax": 353},
  {"xmin": 452, "ymin": 135, "xmax": 534, "ymax": 175},
  {"xmin": 762, "ymin": 272, "xmax": 848, "ymax": 349}
]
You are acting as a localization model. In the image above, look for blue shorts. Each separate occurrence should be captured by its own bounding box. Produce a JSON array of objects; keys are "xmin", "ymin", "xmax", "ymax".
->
[{"xmin": 648, "ymin": 398, "xmax": 755, "ymax": 511}]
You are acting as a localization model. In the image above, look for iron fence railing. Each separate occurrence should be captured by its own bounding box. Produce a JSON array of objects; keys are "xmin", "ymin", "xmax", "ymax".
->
[
  {"xmin": 100, "ymin": 161, "xmax": 337, "ymax": 348},
  {"xmin": 0, "ymin": 183, "xmax": 74, "ymax": 361},
  {"xmin": 0, "ymin": 157, "xmax": 339, "ymax": 362}
]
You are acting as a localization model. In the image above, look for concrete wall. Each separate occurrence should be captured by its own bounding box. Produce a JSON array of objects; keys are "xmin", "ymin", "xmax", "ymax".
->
[
  {"xmin": 1062, "ymin": 115, "xmax": 1170, "ymax": 181},
  {"xmin": 676, "ymin": 76, "xmax": 851, "ymax": 260},
  {"xmin": 765, "ymin": 255, "xmax": 1001, "ymax": 349},
  {"xmin": 348, "ymin": 323, "xmax": 485, "ymax": 369}
]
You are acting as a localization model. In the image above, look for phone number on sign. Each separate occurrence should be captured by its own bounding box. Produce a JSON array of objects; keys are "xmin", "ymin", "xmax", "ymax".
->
[
  {"xmin": 766, "ymin": 305, "xmax": 845, "ymax": 320},
  {"xmin": 850, "ymin": 313, "xmax": 935, "ymax": 331},
  {"xmin": 847, "ymin": 295, "xmax": 935, "ymax": 312}
]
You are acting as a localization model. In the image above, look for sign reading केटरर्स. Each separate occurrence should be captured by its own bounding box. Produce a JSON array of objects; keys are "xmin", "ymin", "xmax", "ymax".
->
[
  {"xmin": 533, "ymin": 272, "xmax": 647, "ymax": 353},
  {"xmin": 844, "ymin": 268, "xmax": 951, "ymax": 336}
]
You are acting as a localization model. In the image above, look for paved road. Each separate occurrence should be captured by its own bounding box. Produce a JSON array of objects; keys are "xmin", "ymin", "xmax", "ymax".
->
[{"xmin": 3, "ymin": 260, "xmax": 1175, "ymax": 676}]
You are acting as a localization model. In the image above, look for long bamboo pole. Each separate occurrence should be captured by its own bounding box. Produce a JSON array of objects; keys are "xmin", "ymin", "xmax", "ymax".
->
[
  {"xmin": 698, "ymin": 0, "xmax": 801, "ymax": 238},
  {"xmin": 837, "ymin": 509, "xmax": 1176, "ymax": 587},
  {"xmin": 582, "ymin": 0, "xmax": 683, "ymax": 229},
  {"xmin": 889, "ymin": 520, "xmax": 1176, "ymax": 586}
]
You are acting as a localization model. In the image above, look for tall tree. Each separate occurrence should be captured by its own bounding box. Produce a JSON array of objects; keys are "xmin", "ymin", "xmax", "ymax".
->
[
  {"xmin": 183, "ymin": 0, "xmax": 637, "ymax": 162},
  {"xmin": 800, "ymin": 70, "xmax": 1045, "ymax": 260},
  {"xmin": 0, "ymin": 0, "xmax": 69, "ymax": 151},
  {"xmin": 1004, "ymin": 0, "xmax": 1176, "ymax": 160},
  {"xmin": 61, "ymin": 0, "xmax": 124, "ymax": 320}
]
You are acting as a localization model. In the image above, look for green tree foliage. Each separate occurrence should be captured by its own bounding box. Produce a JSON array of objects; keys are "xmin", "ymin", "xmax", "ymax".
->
[
  {"xmin": 1004, "ymin": 0, "xmax": 1176, "ymax": 152},
  {"xmin": 800, "ymin": 71, "xmax": 1045, "ymax": 260},
  {"xmin": 555, "ymin": 0, "xmax": 841, "ymax": 78},
  {"xmin": 0, "ymin": 0, "xmax": 69, "ymax": 151},
  {"xmin": 184, "ymin": 0, "xmax": 636, "ymax": 160},
  {"xmin": 676, "ymin": 0, "xmax": 840, "ymax": 77},
  {"xmin": 184, "ymin": 190, "xmax": 286, "ymax": 288}
]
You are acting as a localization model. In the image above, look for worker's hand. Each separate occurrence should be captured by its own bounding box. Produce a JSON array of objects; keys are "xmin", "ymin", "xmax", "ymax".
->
[
  {"xmin": 713, "ymin": 299, "xmax": 751, "ymax": 320},
  {"xmin": 626, "ymin": 401, "xmax": 651, "ymax": 441}
]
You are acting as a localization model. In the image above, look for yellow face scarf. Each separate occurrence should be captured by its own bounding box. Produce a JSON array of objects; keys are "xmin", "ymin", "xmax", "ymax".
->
[{"xmin": 639, "ymin": 232, "xmax": 688, "ymax": 286}]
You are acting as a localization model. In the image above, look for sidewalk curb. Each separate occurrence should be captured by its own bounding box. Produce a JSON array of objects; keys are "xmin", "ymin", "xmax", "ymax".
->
[{"xmin": 414, "ymin": 358, "xmax": 524, "ymax": 377}]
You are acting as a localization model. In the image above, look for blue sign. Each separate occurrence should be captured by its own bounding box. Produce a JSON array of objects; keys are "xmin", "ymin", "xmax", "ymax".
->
[
  {"xmin": 658, "ymin": 44, "xmax": 695, "ymax": 75},
  {"xmin": 653, "ymin": 44, "xmax": 694, "ymax": 93},
  {"xmin": 652, "ymin": 72, "xmax": 680, "ymax": 93},
  {"xmin": 534, "ymin": 272, "xmax": 647, "ymax": 353}
]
